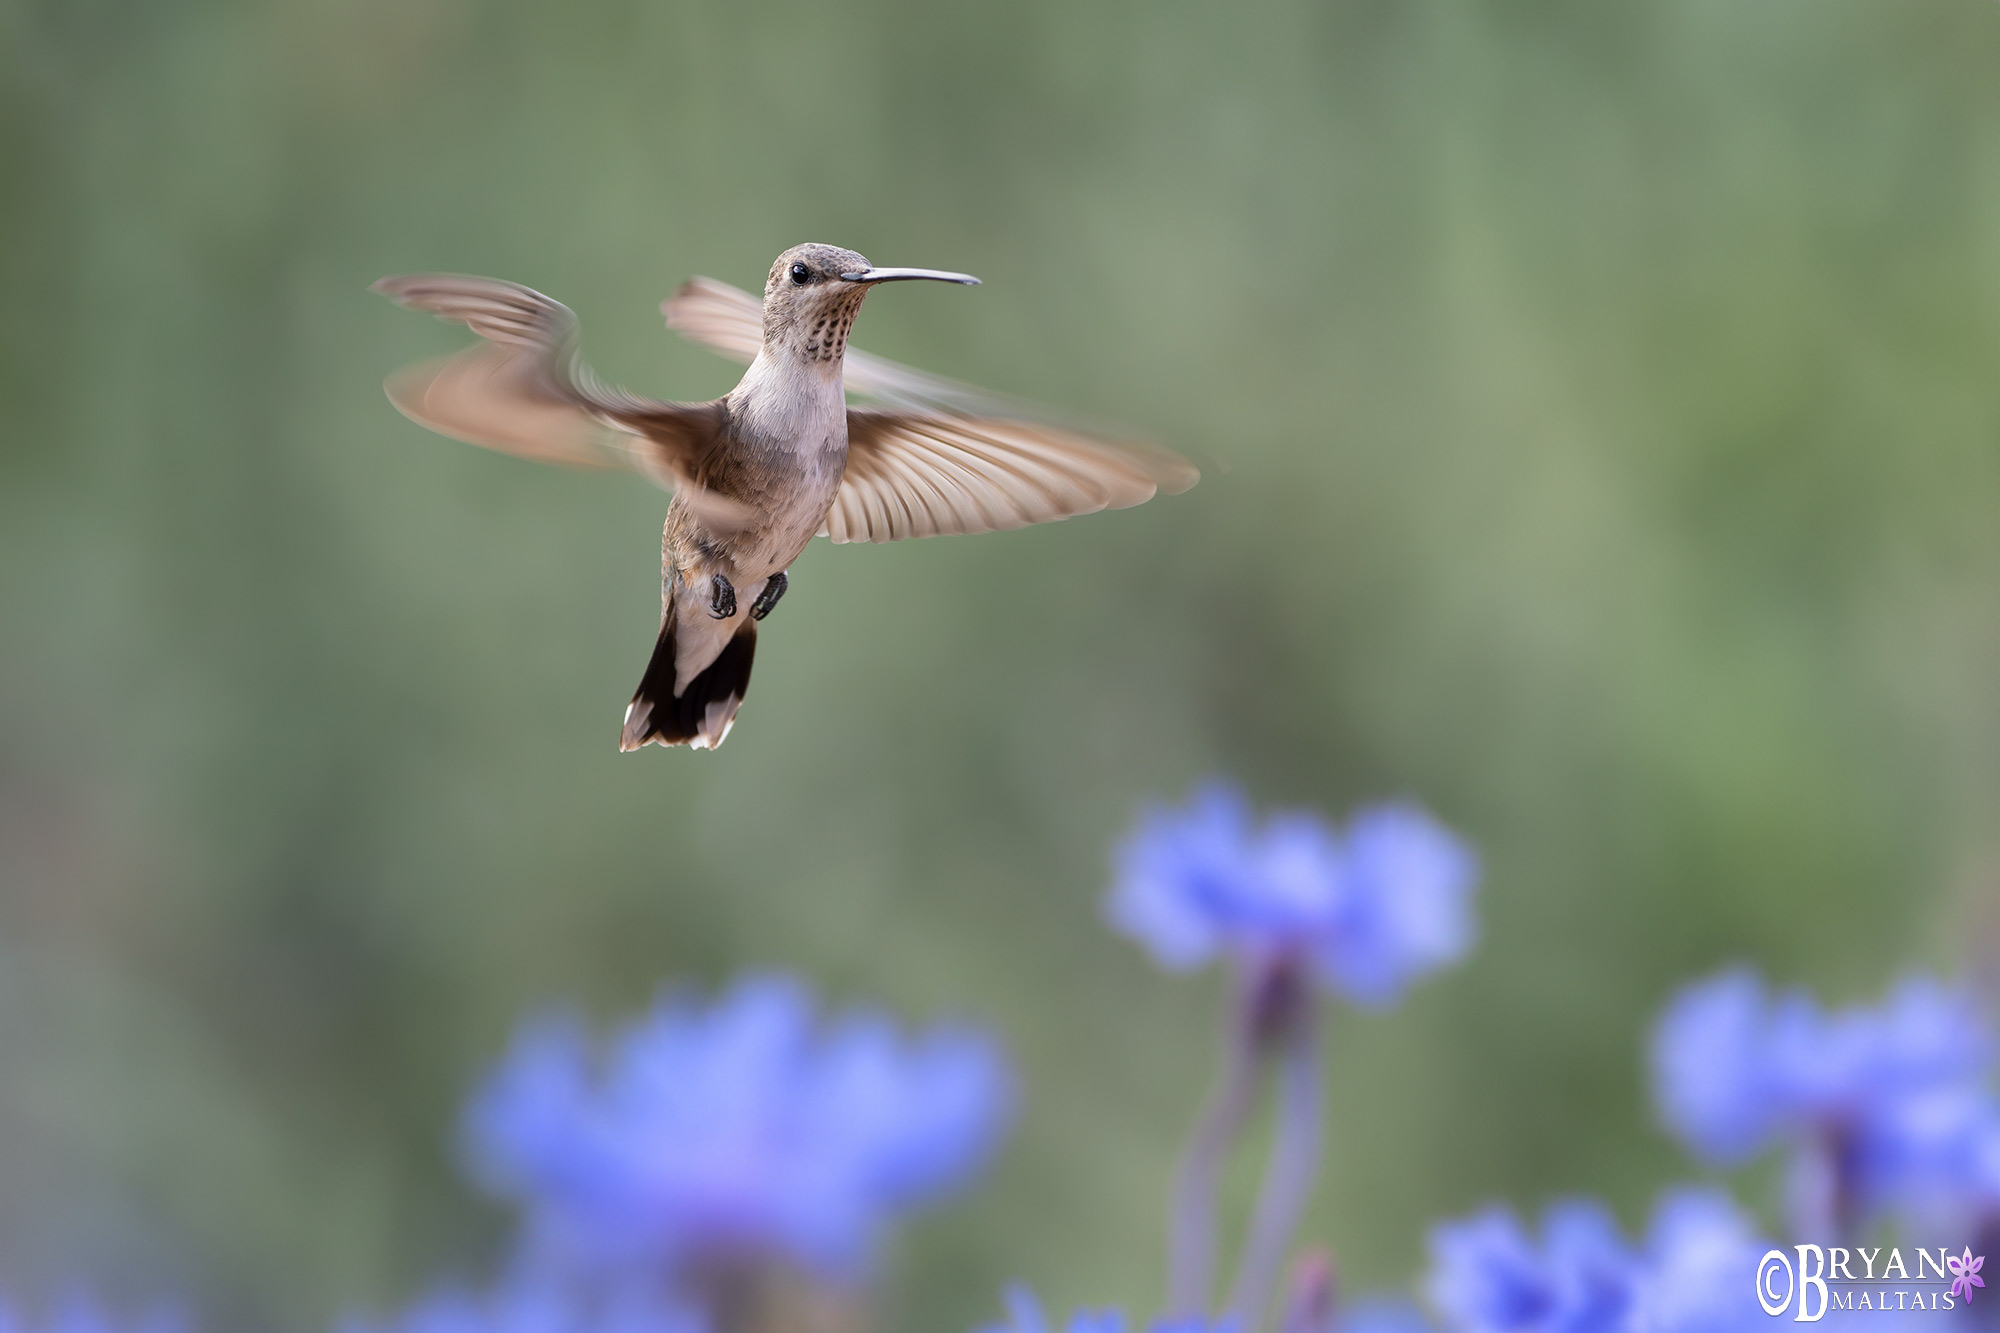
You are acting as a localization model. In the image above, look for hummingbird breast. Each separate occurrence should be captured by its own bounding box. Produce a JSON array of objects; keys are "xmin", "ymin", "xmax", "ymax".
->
[
  {"xmin": 672, "ymin": 351, "xmax": 852, "ymax": 583},
  {"xmin": 724, "ymin": 429, "xmax": 847, "ymax": 576}
]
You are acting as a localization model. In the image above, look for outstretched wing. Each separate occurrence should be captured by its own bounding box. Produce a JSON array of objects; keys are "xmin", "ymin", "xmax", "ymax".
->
[
  {"xmin": 827, "ymin": 409, "xmax": 1198, "ymax": 544},
  {"xmin": 374, "ymin": 274, "xmax": 745, "ymax": 524},
  {"xmin": 660, "ymin": 276, "xmax": 1200, "ymax": 543}
]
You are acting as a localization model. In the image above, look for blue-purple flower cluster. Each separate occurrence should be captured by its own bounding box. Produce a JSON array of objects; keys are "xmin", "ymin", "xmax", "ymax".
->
[
  {"xmin": 1355, "ymin": 965, "xmax": 2000, "ymax": 1332},
  {"xmin": 1651, "ymin": 967, "xmax": 2000, "ymax": 1233},
  {"xmin": 352, "ymin": 975, "xmax": 1012, "ymax": 1333},
  {"xmin": 466, "ymin": 975, "xmax": 1011, "ymax": 1277},
  {"xmin": 1108, "ymin": 786, "xmax": 1479, "ymax": 1007},
  {"xmin": 1037, "ymin": 790, "xmax": 1485, "ymax": 1333},
  {"xmin": 1423, "ymin": 1189, "xmax": 1766, "ymax": 1333}
]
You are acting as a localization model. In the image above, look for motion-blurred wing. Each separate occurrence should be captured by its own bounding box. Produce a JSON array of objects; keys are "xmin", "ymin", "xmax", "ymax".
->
[
  {"xmin": 375, "ymin": 274, "xmax": 742, "ymax": 522},
  {"xmin": 659, "ymin": 276, "xmax": 766, "ymax": 366},
  {"xmin": 662, "ymin": 276, "xmax": 1030, "ymax": 417},
  {"xmin": 827, "ymin": 409, "xmax": 1199, "ymax": 544}
]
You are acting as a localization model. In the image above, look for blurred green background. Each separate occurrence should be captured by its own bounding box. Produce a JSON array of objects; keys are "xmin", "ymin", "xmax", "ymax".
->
[{"xmin": 2, "ymin": 1, "xmax": 1997, "ymax": 1329}]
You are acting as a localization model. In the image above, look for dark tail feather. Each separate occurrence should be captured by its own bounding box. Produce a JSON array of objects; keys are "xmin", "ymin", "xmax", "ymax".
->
[{"xmin": 620, "ymin": 614, "xmax": 756, "ymax": 752}]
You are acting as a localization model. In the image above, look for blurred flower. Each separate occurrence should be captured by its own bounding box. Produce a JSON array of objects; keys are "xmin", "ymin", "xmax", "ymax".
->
[
  {"xmin": 980, "ymin": 1285, "xmax": 1235, "ymax": 1333},
  {"xmin": 1108, "ymin": 785, "xmax": 1478, "ymax": 1007},
  {"xmin": 1109, "ymin": 785, "xmax": 1292, "ymax": 970},
  {"xmin": 1650, "ymin": 968, "xmax": 1998, "ymax": 1231},
  {"xmin": 1426, "ymin": 1200, "xmax": 1634, "ymax": 1333},
  {"xmin": 1649, "ymin": 969, "xmax": 1781, "ymax": 1164},
  {"xmin": 1424, "ymin": 1188, "xmax": 1766, "ymax": 1333},
  {"xmin": 342, "ymin": 1278, "xmax": 704, "ymax": 1333},
  {"xmin": 1626, "ymin": 1188, "xmax": 1765, "ymax": 1333},
  {"xmin": 466, "ymin": 974, "xmax": 1012, "ymax": 1278},
  {"xmin": 1131, "ymin": 790, "xmax": 1478, "ymax": 1324},
  {"xmin": 0, "ymin": 1299, "xmax": 184, "ymax": 1333},
  {"xmin": 1317, "ymin": 806, "xmax": 1479, "ymax": 1007}
]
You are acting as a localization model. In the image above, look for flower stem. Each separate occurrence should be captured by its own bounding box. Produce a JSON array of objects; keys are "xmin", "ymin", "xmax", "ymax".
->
[
  {"xmin": 1787, "ymin": 1130, "xmax": 1859, "ymax": 1246},
  {"xmin": 1167, "ymin": 1011, "xmax": 1263, "ymax": 1317},
  {"xmin": 1227, "ymin": 1004, "xmax": 1325, "ymax": 1333}
]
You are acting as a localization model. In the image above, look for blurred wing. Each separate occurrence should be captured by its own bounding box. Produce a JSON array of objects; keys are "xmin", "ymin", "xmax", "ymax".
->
[
  {"xmin": 662, "ymin": 276, "xmax": 1029, "ymax": 417},
  {"xmin": 828, "ymin": 409, "xmax": 1199, "ymax": 544},
  {"xmin": 375, "ymin": 274, "xmax": 746, "ymax": 523},
  {"xmin": 660, "ymin": 276, "xmax": 766, "ymax": 365}
]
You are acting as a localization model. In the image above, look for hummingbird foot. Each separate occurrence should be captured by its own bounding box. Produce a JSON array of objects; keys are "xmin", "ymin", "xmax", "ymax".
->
[
  {"xmin": 708, "ymin": 575, "xmax": 737, "ymax": 620},
  {"xmin": 749, "ymin": 571, "xmax": 788, "ymax": 622}
]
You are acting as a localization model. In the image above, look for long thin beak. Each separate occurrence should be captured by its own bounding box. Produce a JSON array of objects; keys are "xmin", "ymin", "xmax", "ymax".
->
[{"xmin": 839, "ymin": 266, "xmax": 981, "ymax": 286}]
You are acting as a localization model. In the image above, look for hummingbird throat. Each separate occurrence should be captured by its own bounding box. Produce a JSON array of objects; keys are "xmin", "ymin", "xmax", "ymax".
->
[{"xmin": 775, "ymin": 290, "xmax": 866, "ymax": 366}]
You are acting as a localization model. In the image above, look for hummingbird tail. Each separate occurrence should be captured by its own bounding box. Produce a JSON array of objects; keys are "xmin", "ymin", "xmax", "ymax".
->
[{"xmin": 619, "ymin": 611, "xmax": 756, "ymax": 752}]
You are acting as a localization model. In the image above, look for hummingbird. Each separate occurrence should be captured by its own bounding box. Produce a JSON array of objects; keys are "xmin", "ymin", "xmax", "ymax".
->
[{"xmin": 372, "ymin": 244, "xmax": 1197, "ymax": 752}]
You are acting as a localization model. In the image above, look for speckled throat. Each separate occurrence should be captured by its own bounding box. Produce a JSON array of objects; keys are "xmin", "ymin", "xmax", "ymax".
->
[{"xmin": 786, "ymin": 284, "xmax": 867, "ymax": 365}]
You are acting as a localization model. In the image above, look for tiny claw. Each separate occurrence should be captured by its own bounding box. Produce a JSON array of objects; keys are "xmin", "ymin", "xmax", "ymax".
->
[
  {"xmin": 750, "ymin": 571, "xmax": 788, "ymax": 622},
  {"xmin": 709, "ymin": 575, "xmax": 737, "ymax": 619}
]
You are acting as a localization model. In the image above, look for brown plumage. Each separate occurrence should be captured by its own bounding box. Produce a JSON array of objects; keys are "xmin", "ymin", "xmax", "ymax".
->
[{"xmin": 373, "ymin": 243, "xmax": 1198, "ymax": 751}]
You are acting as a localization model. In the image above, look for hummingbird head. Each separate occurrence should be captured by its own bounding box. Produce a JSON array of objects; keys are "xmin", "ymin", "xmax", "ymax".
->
[{"xmin": 760, "ymin": 243, "xmax": 979, "ymax": 365}]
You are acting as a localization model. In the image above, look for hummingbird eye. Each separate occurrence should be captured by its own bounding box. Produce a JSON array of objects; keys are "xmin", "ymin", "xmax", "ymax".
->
[{"xmin": 789, "ymin": 262, "xmax": 811, "ymax": 286}]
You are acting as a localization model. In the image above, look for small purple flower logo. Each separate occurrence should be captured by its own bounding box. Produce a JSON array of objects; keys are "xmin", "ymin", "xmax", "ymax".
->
[{"xmin": 1949, "ymin": 1248, "xmax": 1985, "ymax": 1303}]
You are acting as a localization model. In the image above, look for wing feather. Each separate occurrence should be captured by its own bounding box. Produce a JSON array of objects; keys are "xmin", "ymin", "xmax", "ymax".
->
[
  {"xmin": 658, "ymin": 276, "xmax": 768, "ymax": 366},
  {"xmin": 374, "ymin": 274, "xmax": 748, "ymax": 527},
  {"xmin": 833, "ymin": 410, "xmax": 1196, "ymax": 544}
]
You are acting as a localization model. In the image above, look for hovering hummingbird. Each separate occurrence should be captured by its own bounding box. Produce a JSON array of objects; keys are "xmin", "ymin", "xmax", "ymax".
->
[{"xmin": 373, "ymin": 244, "xmax": 1197, "ymax": 751}]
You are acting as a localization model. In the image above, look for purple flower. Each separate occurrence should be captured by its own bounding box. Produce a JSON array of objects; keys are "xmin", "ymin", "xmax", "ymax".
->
[
  {"xmin": 1626, "ymin": 1188, "xmax": 1767, "ymax": 1333},
  {"xmin": 980, "ymin": 1286, "xmax": 1236, "ymax": 1333},
  {"xmin": 1107, "ymin": 786, "xmax": 1478, "ymax": 1007},
  {"xmin": 466, "ymin": 975, "xmax": 1012, "ymax": 1277},
  {"xmin": 342, "ymin": 1277, "xmax": 705, "ymax": 1333},
  {"xmin": 1649, "ymin": 969, "xmax": 1997, "ymax": 1228},
  {"xmin": 1108, "ymin": 786, "xmax": 1304, "ymax": 969},
  {"xmin": 1424, "ymin": 1189, "xmax": 1766, "ymax": 1333},
  {"xmin": 1425, "ymin": 1201, "xmax": 1634, "ymax": 1333},
  {"xmin": 1649, "ymin": 969, "xmax": 1781, "ymax": 1164},
  {"xmin": 1315, "ymin": 806, "xmax": 1479, "ymax": 1007}
]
